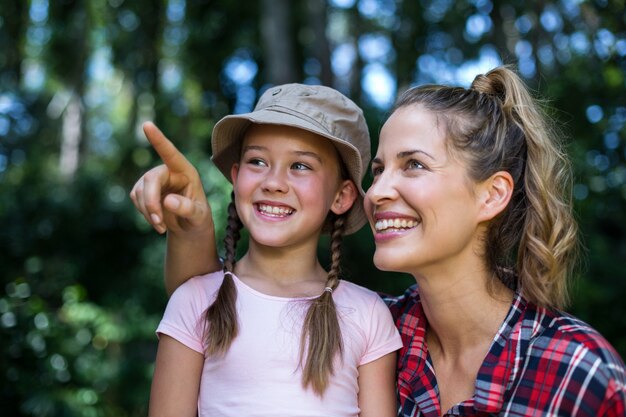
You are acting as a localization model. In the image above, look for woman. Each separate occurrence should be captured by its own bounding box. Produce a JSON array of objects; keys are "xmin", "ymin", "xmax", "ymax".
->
[
  {"xmin": 132, "ymin": 66, "xmax": 626, "ymax": 416},
  {"xmin": 366, "ymin": 67, "xmax": 626, "ymax": 416}
]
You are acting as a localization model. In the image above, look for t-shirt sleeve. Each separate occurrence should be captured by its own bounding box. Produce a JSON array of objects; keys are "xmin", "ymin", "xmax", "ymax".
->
[
  {"xmin": 360, "ymin": 294, "xmax": 403, "ymax": 366},
  {"xmin": 156, "ymin": 277, "xmax": 206, "ymax": 355}
]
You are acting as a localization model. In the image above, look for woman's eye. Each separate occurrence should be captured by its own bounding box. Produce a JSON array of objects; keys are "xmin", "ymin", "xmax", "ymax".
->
[
  {"xmin": 371, "ymin": 165, "xmax": 383, "ymax": 176},
  {"xmin": 406, "ymin": 159, "xmax": 424, "ymax": 170}
]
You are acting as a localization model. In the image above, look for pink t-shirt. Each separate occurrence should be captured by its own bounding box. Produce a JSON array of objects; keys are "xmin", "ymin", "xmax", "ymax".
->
[{"xmin": 156, "ymin": 271, "xmax": 403, "ymax": 417}]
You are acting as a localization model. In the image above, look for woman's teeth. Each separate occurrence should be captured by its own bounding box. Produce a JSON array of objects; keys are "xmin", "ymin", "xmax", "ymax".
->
[{"xmin": 375, "ymin": 218, "xmax": 418, "ymax": 232}]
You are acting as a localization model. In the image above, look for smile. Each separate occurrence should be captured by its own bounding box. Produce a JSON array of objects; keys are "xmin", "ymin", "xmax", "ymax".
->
[
  {"xmin": 256, "ymin": 204, "xmax": 294, "ymax": 217},
  {"xmin": 374, "ymin": 218, "xmax": 419, "ymax": 232}
]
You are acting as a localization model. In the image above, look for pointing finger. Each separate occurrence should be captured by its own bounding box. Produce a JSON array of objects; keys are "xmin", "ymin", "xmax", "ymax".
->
[{"xmin": 142, "ymin": 122, "xmax": 194, "ymax": 175}]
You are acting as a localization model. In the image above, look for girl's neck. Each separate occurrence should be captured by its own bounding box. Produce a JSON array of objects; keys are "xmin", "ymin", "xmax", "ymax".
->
[{"xmin": 232, "ymin": 241, "xmax": 329, "ymax": 298}]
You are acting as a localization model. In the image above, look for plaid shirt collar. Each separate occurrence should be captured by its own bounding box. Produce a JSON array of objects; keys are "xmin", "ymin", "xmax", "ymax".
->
[{"xmin": 392, "ymin": 287, "xmax": 529, "ymax": 417}]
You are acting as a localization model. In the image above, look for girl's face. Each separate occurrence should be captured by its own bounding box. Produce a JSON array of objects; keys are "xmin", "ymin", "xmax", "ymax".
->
[
  {"xmin": 231, "ymin": 124, "xmax": 356, "ymax": 250},
  {"xmin": 364, "ymin": 105, "xmax": 485, "ymax": 276}
]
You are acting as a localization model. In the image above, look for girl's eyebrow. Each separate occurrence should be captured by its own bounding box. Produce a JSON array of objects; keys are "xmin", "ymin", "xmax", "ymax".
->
[
  {"xmin": 372, "ymin": 149, "xmax": 435, "ymax": 165},
  {"xmin": 293, "ymin": 151, "xmax": 322, "ymax": 163},
  {"xmin": 242, "ymin": 145, "xmax": 266, "ymax": 153},
  {"xmin": 242, "ymin": 146, "xmax": 322, "ymax": 163}
]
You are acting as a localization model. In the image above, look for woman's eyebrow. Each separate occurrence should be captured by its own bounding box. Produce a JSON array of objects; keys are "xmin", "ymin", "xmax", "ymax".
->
[
  {"xmin": 397, "ymin": 149, "xmax": 435, "ymax": 160},
  {"xmin": 372, "ymin": 149, "xmax": 435, "ymax": 165}
]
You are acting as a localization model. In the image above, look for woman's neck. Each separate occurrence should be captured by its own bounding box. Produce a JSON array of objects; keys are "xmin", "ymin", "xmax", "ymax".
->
[{"xmin": 416, "ymin": 266, "xmax": 514, "ymax": 356}]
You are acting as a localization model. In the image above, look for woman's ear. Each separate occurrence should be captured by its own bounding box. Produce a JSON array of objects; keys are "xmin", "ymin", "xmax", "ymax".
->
[
  {"xmin": 477, "ymin": 171, "xmax": 514, "ymax": 222},
  {"xmin": 230, "ymin": 163, "xmax": 240, "ymax": 185},
  {"xmin": 330, "ymin": 180, "xmax": 358, "ymax": 215}
]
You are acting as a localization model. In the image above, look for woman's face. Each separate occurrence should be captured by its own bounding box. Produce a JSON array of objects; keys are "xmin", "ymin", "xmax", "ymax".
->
[{"xmin": 364, "ymin": 104, "xmax": 485, "ymax": 276}]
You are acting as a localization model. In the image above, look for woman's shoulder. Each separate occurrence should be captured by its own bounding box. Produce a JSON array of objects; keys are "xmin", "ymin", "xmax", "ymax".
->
[
  {"xmin": 524, "ymin": 305, "xmax": 626, "ymax": 383},
  {"xmin": 378, "ymin": 284, "xmax": 421, "ymax": 319}
]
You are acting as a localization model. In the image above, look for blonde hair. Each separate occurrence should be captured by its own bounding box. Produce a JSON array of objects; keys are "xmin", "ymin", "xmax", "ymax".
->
[
  {"xmin": 394, "ymin": 66, "xmax": 578, "ymax": 309},
  {"xmin": 204, "ymin": 191, "xmax": 348, "ymax": 396}
]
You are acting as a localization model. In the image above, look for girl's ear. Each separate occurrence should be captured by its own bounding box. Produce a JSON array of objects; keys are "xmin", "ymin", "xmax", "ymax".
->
[
  {"xmin": 330, "ymin": 180, "xmax": 358, "ymax": 215},
  {"xmin": 230, "ymin": 163, "xmax": 240, "ymax": 185},
  {"xmin": 477, "ymin": 170, "xmax": 514, "ymax": 222}
]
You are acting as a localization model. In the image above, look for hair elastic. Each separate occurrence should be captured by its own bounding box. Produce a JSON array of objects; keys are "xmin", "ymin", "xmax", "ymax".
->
[{"xmin": 324, "ymin": 286, "xmax": 333, "ymax": 293}]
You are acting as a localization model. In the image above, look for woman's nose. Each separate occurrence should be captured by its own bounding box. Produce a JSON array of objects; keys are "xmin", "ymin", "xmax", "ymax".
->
[{"xmin": 366, "ymin": 170, "xmax": 398, "ymax": 205}]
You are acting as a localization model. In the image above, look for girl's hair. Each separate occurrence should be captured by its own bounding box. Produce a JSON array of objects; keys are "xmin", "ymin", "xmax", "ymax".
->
[
  {"xmin": 205, "ymin": 191, "xmax": 347, "ymax": 396},
  {"xmin": 204, "ymin": 191, "xmax": 242, "ymax": 356},
  {"xmin": 394, "ymin": 66, "xmax": 578, "ymax": 310},
  {"xmin": 299, "ymin": 214, "xmax": 344, "ymax": 395}
]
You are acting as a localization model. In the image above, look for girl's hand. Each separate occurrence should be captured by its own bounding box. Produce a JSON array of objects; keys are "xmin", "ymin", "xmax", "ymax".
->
[
  {"xmin": 131, "ymin": 122, "xmax": 221, "ymax": 295},
  {"xmin": 130, "ymin": 122, "xmax": 214, "ymax": 238}
]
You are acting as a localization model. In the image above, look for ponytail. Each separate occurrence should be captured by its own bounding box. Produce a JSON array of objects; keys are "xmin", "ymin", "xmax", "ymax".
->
[
  {"xmin": 204, "ymin": 191, "xmax": 242, "ymax": 356},
  {"xmin": 472, "ymin": 67, "xmax": 578, "ymax": 309},
  {"xmin": 299, "ymin": 215, "xmax": 345, "ymax": 395}
]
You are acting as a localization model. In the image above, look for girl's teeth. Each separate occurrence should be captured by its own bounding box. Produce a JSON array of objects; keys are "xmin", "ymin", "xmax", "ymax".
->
[{"xmin": 258, "ymin": 204, "xmax": 293, "ymax": 216}]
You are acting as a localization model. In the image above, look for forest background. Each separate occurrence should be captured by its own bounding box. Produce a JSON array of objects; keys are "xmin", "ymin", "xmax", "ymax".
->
[{"xmin": 1, "ymin": 0, "xmax": 625, "ymax": 416}]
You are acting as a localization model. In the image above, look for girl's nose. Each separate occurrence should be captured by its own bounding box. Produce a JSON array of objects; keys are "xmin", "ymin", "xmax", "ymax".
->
[{"xmin": 261, "ymin": 167, "xmax": 289, "ymax": 193}]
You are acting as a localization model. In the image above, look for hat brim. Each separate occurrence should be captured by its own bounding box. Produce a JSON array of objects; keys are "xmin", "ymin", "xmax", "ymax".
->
[{"xmin": 211, "ymin": 108, "xmax": 367, "ymax": 235}]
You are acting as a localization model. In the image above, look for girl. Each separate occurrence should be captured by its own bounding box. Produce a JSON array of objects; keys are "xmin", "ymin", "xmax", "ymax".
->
[{"xmin": 137, "ymin": 84, "xmax": 402, "ymax": 417}]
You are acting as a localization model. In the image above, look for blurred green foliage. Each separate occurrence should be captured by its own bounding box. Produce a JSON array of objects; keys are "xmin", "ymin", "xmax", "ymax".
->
[{"xmin": 1, "ymin": 0, "xmax": 625, "ymax": 415}]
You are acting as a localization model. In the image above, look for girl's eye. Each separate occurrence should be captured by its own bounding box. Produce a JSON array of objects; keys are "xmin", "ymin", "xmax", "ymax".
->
[
  {"xmin": 247, "ymin": 158, "xmax": 267, "ymax": 167},
  {"xmin": 371, "ymin": 165, "xmax": 384, "ymax": 176},
  {"xmin": 291, "ymin": 162, "xmax": 311, "ymax": 171}
]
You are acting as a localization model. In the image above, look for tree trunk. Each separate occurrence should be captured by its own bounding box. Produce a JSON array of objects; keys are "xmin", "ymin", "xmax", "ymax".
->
[
  {"xmin": 307, "ymin": 0, "xmax": 333, "ymax": 86},
  {"xmin": 59, "ymin": 93, "xmax": 83, "ymax": 180},
  {"xmin": 260, "ymin": 0, "xmax": 298, "ymax": 84}
]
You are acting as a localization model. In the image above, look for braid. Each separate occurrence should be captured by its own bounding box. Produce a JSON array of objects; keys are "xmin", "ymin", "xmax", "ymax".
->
[
  {"xmin": 223, "ymin": 191, "xmax": 243, "ymax": 273},
  {"xmin": 204, "ymin": 191, "xmax": 242, "ymax": 356},
  {"xmin": 299, "ymin": 215, "xmax": 345, "ymax": 396},
  {"xmin": 327, "ymin": 215, "xmax": 344, "ymax": 285}
]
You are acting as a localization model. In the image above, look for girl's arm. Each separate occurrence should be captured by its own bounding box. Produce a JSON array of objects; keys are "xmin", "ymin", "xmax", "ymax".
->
[
  {"xmin": 165, "ymin": 227, "xmax": 219, "ymax": 296},
  {"xmin": 357, "ymin": 351, "xmax": 398, "ymax": 417},
  {"xmin": 130, "ymin": 122, "xmax": 222, "ymax": 295},
  {"xmin": 149, "ymin": 335, "xmax": 204, "ymax": 417}
]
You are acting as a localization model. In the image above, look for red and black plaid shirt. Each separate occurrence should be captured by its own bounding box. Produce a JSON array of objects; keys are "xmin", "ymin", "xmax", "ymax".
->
[{"xmin": 384, "ymin": 285, "xmax": 626, "ymax": 416}]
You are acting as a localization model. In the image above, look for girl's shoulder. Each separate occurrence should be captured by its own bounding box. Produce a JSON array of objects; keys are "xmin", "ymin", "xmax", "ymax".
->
[
  {"xmin": 335, "ymin": 279, "xmax": 383, "ymax": 302},
  {"xmin": 170, "ymin": 270, "xmax": 226, "ymax": 305},
  {"xmin": 334, "ymin": 280, "xmax": 394, "ymax": 318}
]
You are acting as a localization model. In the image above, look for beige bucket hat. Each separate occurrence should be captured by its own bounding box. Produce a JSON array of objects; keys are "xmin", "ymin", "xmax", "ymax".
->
[{"xmin": 211, "ymin": 83, "xmax": 371, "ymax": 235}]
